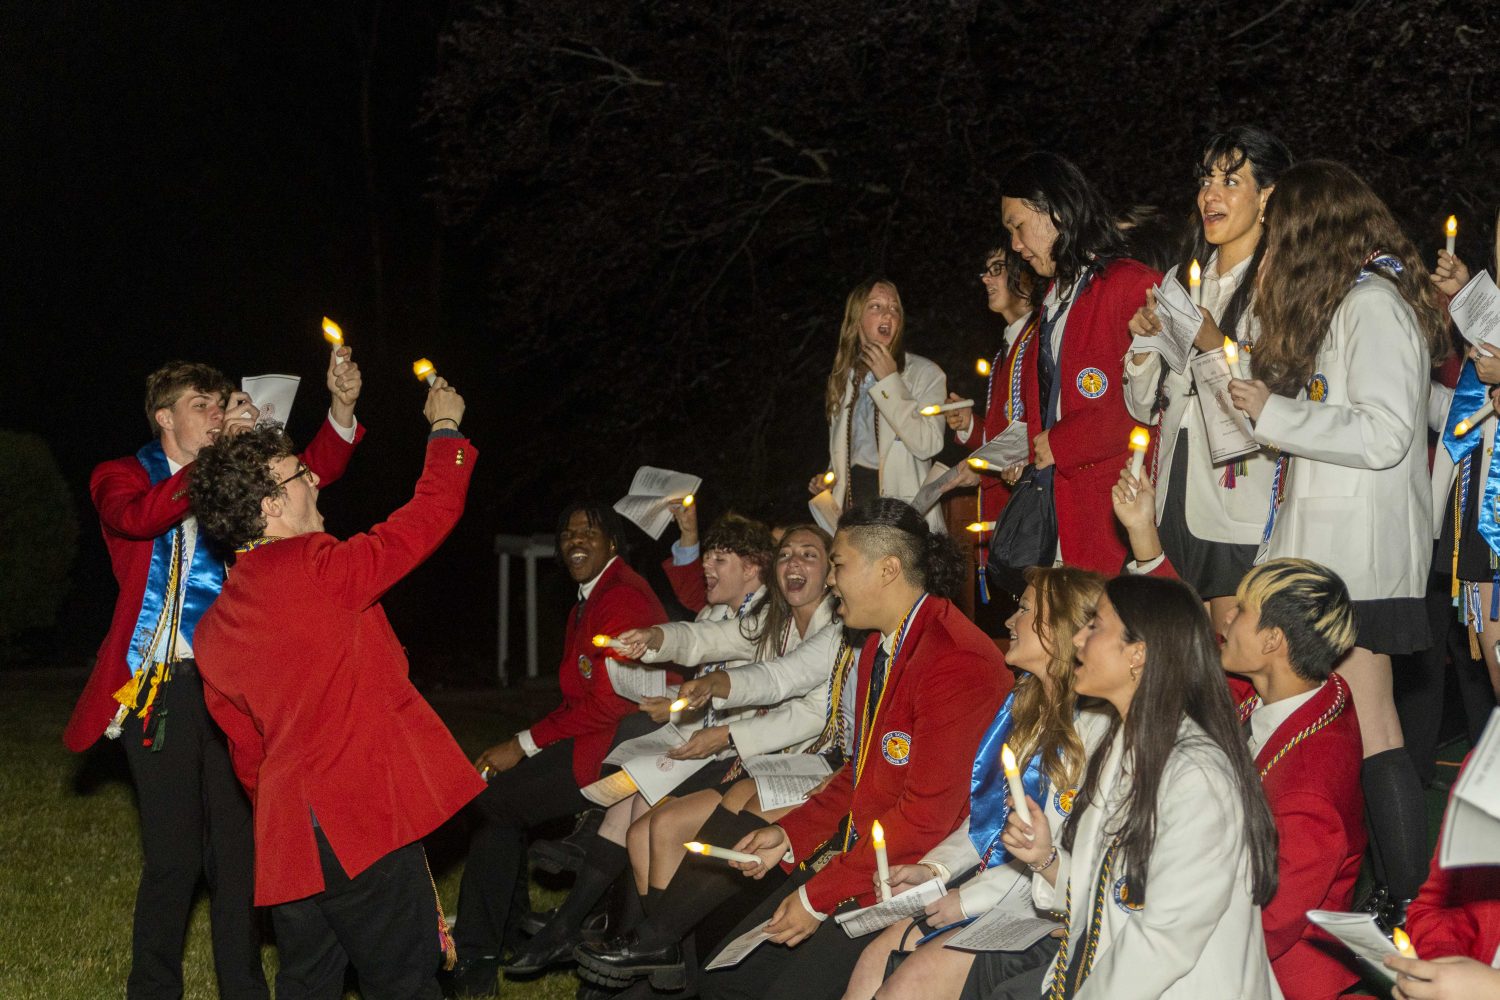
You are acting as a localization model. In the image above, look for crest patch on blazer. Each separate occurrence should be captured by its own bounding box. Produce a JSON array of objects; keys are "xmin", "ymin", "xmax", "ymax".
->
[
  {"xmin": 1112, "ymin": 874, "xmax": 1144, "ymax": 912},
  {"xmin": 577, "ymin": 654, "xmax": 593, "ymax": 679},
  {"xmin": 1308, "ymin": 372, "xmax": 1329, "ymax": 402},
  {"xmin": 881, "ymin": 730, "xmax": 912, "ymax": 765},
  {"xmin": 1054, "ymin": 787, "xmax": 1077, "ymax": 815},
  {"xmin": 1076, "ymin": 368, "xmax": 1108, "ymax": 398}
]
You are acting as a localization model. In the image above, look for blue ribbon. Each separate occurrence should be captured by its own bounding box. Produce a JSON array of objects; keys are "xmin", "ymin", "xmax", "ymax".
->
[
  {"xmin": 968, "ymin": 691, "xmax": 1047, "ymax": 868},
  {"xmin": 124, "ymin": 441, "xmax": 226, "ymax": 675},
  {"xmin": 1442, "ymin": 361, "xmax": 1500, "ymax": 562}
]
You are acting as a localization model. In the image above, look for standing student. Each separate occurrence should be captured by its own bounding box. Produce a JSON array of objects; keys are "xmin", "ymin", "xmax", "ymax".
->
[
  {"xmin": 1125, "ymin": 127, "xmax": 1292, "ymax": 634},
  {"xmin": 189, "ymin": 384, "xmax": 480, "ymax": 1000},
  {"xmin": 809, "ymin": 278, "xmax": 949, "ymax": 531},
  {"xmin": 64, "ymin": 355, "xmax": 363, "ymax": 1000},
  {"xmin": 1227, "ymin": 159, "xmax": 1448, "ymax": 922},
  {"xmin": 993, "ymin": 151, "xmax": 1161, "ymax": 574},
  {"xmin": 1002, "ymin": 575, "xmax": 1281, "ymax": 999}
]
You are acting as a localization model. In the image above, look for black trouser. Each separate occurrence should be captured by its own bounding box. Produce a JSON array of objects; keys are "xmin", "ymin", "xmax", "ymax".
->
[
  {"xmin": 453, "ymin": 739, "xmax": 589, "ymax": 958},
  {"xmin": 698, "ymin": 867, "xmax": 867, "ymax": 1000},
  {"xmin": 271, "ymin": 829, "xmax": 441, "ymax": 1000},
  {"xmin": 120, "ymin": 663, "xmax": 266, "ymax": 1000}
]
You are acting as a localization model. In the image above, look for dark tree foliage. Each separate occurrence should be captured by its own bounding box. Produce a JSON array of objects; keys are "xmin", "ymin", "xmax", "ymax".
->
[{"xmin": 424, "ymin": 0, "xmax": 1500, "ymax": 521}]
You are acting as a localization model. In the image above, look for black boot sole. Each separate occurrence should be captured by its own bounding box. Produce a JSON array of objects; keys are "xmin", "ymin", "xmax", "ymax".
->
[{"xmin": 574, "ymin": 950, "xmax": 686, "ymax": 991}]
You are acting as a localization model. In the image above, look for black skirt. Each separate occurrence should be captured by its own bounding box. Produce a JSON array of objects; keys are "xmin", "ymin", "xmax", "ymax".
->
[
  {"xmin": 959, "ymin": 935, "xmax": 1060, "ymax": 1000},
  {"xmin": 1436, "ymin": 451, "xmax": 1499, "ymax": 583},
  {"xmin": 1352, "ymin": 598, "xmax": 1430, "ymax": 657},
  {"xmin": 1157, "ymin": 430, "xmax": 1258, "ymax": 599}
]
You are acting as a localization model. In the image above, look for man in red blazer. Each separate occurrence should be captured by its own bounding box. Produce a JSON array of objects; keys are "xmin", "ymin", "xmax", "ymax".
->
[
  {"xmin": 448, "ymin": 502, "xmax": 670, "ymax": 995},
  {"xmin": 189, "ymin": 379, "xmax": 478, "ymax": 999},
  {"xmin": 697, "ymin": 498, "xmax": 1011, "ymax": 1000},
  {"xmin": 65, "ymin": 357, "xmax": 362, "ymax": 1000}
]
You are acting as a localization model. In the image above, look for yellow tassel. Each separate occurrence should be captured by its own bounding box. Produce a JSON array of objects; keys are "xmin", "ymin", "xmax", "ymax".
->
[
  {"xmin": 135, "ymin": 663, "xmax": 170, "ymax": 719},
  {"xmin": 112, "ymin": 669, "xmax": 146, "ymax": 710}
]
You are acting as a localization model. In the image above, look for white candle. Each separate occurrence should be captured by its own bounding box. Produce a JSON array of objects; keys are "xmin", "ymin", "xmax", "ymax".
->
[
  {"xmin": 872, "ymin": 820, "xmax": 891, "ymax": 900},
  {"xmin": 1127, "ymin": 425, "xmax": 1150, "ymax": 480},
  {"xmin": 1445, "ymin": 215, "xmax": 1458, "ymax": 256},
  {"xmin": 919, "ymin": 399, "xmax": 975, "ymax": 416},
  {"xmin": 1456, "ymin": 399, "xmax": 1495, "ymax": 436},
  {"xmin": 1000, "ymin": 743, "xmax": 1029, "ymax": 817},
  {"xmin": 412, "ymin": 357, "xmax": 438, "ymax": 386},
  {"xmin": 322, "ymin": 316, "xmax": 345, "ymax": 364},
  {"xmin": 668, "ymin": 697, "xmax": 688, "ymax": 725},
  {"xmin": 683, "ymin": 841, "xmax": 761, "ymax": 866},
  {"xmin": 965, "ymin": 521, "xmax": 996, "ymax": 533},
  {"xmin": 591, "ymin": 634, "xmax": 628, "ymax": 652},
  {"xmin": 1189, "ymin": 259, "xmax": 1203, "ymax": 308},
  {"xmin": 967, "ymin": 457, "xmax": 998, "ymax": 472},
  {"xmin": 1222, "ymin": 338, "xmax": 1247, "ymax": 380},
  {"xmin": 823, "ymin": 470, "xmax": 837, "ymax": 486}
]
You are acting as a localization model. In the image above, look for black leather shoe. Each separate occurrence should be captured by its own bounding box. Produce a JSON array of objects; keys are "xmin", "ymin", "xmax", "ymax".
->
[
  {"xmin": 530, "ymin": 808, "xmax": 604, "ymax": 874},
  {"xmin": 504, "ymin": 930, "xmax": 581, "ymax": 976},
  {"xmin": 516, "ymin": 907, "xmax": 555, "ymax": 938},
  {"xmin": 441, "ymin": 955, "xmax": 500, "ymax": 997},
  {"xmin": 574, "ymin": 933, "xmax": 685, "ymax": 990}
]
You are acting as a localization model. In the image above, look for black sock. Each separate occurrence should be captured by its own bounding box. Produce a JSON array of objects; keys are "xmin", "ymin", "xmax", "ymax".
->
[
  {"xmin": 636, "ymin": 806, "xmax": 766, "ymax": 947},
  {"xmin": 1362, "ymin": 748, "xmax": 1431, "ymax": 900},
  {"xmin": 542, "ymin": 839, "xmax": 628, "ymax": 941}
]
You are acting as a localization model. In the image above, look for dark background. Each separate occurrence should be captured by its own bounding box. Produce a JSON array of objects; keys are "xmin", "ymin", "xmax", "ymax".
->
[{"xmin": 5, "ymin": 1, "xmax": 1499, "ymax": 685}]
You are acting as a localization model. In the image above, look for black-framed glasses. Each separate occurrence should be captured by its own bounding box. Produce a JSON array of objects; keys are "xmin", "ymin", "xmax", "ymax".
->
[
  {"xmin": 979, "ymin": 260, "xmax": 1006, "ymax": 279},
  {"xmin": 276, "ymin": 462, "xmax": 312, "ymax": 488}
]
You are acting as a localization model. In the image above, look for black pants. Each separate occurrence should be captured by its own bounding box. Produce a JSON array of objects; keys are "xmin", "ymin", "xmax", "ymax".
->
[
  {"xmin": 120, "ymin": 663, "xmax": 266, "ymax": 1000},
  {"xmin": 453, "ymin": 739, "xmax": 589, "ymax": 957},
  {"xmin": 270, "ymin": 829, "xmax": 441, "ymax": 1000},
  {"xmin": 699, "ymin": 868, "xmax": 867, "ymax": 1000}
]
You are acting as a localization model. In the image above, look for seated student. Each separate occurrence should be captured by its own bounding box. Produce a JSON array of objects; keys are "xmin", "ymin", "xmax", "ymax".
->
[
  {"xmin": 447, "ymin": 502, "xmax": 670, "ymax": 997},
  {"xmin": 1002, "ymin": 574, "xmax": 1281, "ymax": 999},
  {"xmin": 503, "ymin": 514, "xmax": 778, "ymax": 976},
  {"xmin": 690, "ymin": 499, "xmax": 1012, "ymax": 1000},
  {"xmin": 841, "ymin": 565, "xmax": 1108, "ymax": 1000}
]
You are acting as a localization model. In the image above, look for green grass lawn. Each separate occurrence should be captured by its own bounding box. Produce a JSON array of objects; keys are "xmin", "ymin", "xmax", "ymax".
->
[{"xmin": 0, "ymin": 665, "xmax": 1470, "ymax": 999}]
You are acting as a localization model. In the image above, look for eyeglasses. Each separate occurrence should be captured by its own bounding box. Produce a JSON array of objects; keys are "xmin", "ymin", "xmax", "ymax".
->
[
  {"xmin": 276, "ymin": 462, "xmax": 312, "ymax": 488},
  {"xmin": 979, "ymin": 260, "xmax": 1006, "ymax": 279}
]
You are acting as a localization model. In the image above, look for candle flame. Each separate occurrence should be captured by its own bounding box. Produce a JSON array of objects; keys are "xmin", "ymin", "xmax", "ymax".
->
[
  {"xmin": 1457, "ymin": 419, "xmax": 1473, "ymax": 436},
  {"xmin": 871, "ymin": 819, "xmax": 885, "ymax": 847},
  {"xmin": 412, "ymin": 358, "xmax": 436, "ymax": 381},
  {"xmin": 684, "ymin": 841, "xmax": 706, "ymax": 854},
  {"xmin": 681, "ymin": 493, "xmax": 695, "ymax": 507},
  {"xmin": 919, "ymin": 404, "xmax": 941, "ymax": 416},
  {"xmin": 1129, "ymin": 426, "xmax": 1150, "ymax": 452},
  {"xmin": 321, "ymin": 317, "xmax": 344, "ymax": 347},
  {"xmin": 1001, "ymin": 742, "xmax": 1019, "ymax": 776},
  {"xmin": 1223, "ymin": 337, "xmax": 1240, "ymax": 364},
  {"xmin": 669, "ymin": 697, "xmax": 689, "ymax": 713},
  {"xmin": 1446, "ymin": 215, "xmax": 1458, "ymax": 238},
  {"xmin": 976, "ymin": 358, "xmax": 992, "ymax": 376},
  {"xmin": 1189, "ymin": 259, "xmax": 1202, "ymax": 285},
  {"xmin": 1392, "ymin": 927, "xmax": 1416, "ymax": 957},
  {"xmin": 823, "ymin": 470, "xmax": 837, "ymax": 485},
  {"xmin": 591, "ymin": 634, "xmax": 612, "ymax": 647},
  {"xmin": 966, "ymin": 521, "xmax": 995, "ymax": 533},
  {"xmin": 967, "ymin": 457, "xmax": 992, "ymax": 471}
]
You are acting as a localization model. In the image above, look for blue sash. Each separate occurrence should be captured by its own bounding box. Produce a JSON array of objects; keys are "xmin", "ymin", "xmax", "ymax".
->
[
  {"xmin": 1442, "ymin": 361, "xmax": 1500, "ymax": 561},
  {"xmin": 968, "ymin": 691, "xmax": 1047, "ymax": 868},
  {"xmin": 124, "ymin": 441, "xmax": 226, "ymax": 675}
]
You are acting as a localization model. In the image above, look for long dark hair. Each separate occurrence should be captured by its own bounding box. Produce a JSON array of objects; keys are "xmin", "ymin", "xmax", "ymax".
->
[
  {"xmin": 1180, "ymin": 126, "xmax": 1294, "ymax": 341},
  {"xmin": 1062, "ymin": 576, "xmax": 1278, "ymax": 907},
  {"xmin": 999, "ymin": 152, "xmax": 1126, "ymax": 303},
  {"xmin": 836, "ymin": 498, "xmax": 966, "ymax": 601}
]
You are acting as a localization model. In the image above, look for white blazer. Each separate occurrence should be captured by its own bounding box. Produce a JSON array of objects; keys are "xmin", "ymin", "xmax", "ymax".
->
[
  {"xmin": 1031, "ymin": 721, "xmax": 1282, "ymax": 1000},
  {"xmin": 1122, "ymin": 253, "xmax": 1274, "ymax": 543},
  {"xmin": 1428, "ymin": 378, "xmax": 1499, "ymax": 539},
  {"xmin": 826, "ymin": 352, "xmax": 948, "ymax": 531},
  {"xmin": 1254, "ymin": 278, "xmax": 1433, "ymax": 601}
]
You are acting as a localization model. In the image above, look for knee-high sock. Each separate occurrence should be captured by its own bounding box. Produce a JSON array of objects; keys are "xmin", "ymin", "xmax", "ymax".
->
[
  {"xmin": 540, "ymin": 838, "xmax": 628, "ymax": 942},
  {"xmin": 636, "ymin": 806, "xmax": 766, "ymax": 947},
  {"xmin": 1362, "ymin": 748, "xmax": 1431, "ymax": 901}
]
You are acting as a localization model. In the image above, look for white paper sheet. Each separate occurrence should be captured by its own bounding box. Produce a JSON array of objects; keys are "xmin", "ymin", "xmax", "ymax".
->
[
  {"xmin": 944, "ymin": 908, "xmax": 1059, "ymax": 953},
  {"xmin": 605, "ymin": 657, "xmax": 669, "ymax": 704},
  {"xmin": 613, "ymin": 466, "xmax": 703, "ymax": 540},
  {"xmin": 704, "ymin": 920, "xmax": 774, "ymax": 970},
  {"xmin": 968, "ymin": 420, "xmax": 1030, "ymax": 472},
  {"xmin": 742, "ymin": 754, "xmax": 833, "ymax": 811},
  {"xmin": 1449, "ymin": 270, "xmax": 1500, "ymax": 349},
  {"xmin": 809, "ymin": 489, "xmax": 841, "ymax": 536},
  {"xmin": 1187, "ymin": 350, "xmax": 1260, "ymax": 464},
  {"xmin": 622, "ymin": 751, "xmax": 713, "ymax": 806},
  {"xmin": 579, "ymin": 769, "xmax": 639, "ymax": 807},
  {"xmin": 834, "ymin": 878, "xmax": 947, "ymax": 938},
  {"xmin": 1305, "ymin": 910, "xmax": 1398, "ymax": 982},
  {"xmin": 1440, "ymin": 706, "xmax": 1500, "ymax": 868},
  {"xmin": 603, "ymin": 723, "xmax": 687, "ymax": 767},
  {"xmin": 240, "ymin": 374, "xmax": 300, "ymax": 427},
  {"xmin": 910, "ymin": 462, "xmax": 957, "ymax": 517}
]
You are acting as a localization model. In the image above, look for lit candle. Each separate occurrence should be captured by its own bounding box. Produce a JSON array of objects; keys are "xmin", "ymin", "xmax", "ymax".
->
[
  {"xmin": 321, "ymin": 316, "xmax": 345, "ymax": 364},
  {"xmin": 591, "ymin": 633, "xmax": 627, "ymax": 651},
  {"xmin": 1128, "ymin": 425, "xmax": 1150, "ymax": 480},
  {"xmin": 1189, "ymin": 259, "xmax": 1203, "ymax": 308},
  {"xmin": 681, "ymin": 493, "xmax": 695, "ymax": 508},
  {"xmin": 669, "ymin": 697, "xmax": 689, "ymax": 724},
  {"xmin": 823, "ymin": 470, "xmax": 837, "ymax": 486},
  {"xmin": 966, "ymin": 521, "xmax": 996, "ymax": 533},
  {"xmin": 412, "ymin": 357, "xmax": 437, "ymax": 386},
  {"xmin": 1223, "ymin": 337, "xmax": 1247, "ymax": 379},
  {"xmin": 683, "ymin": 841, "xmax": 761, "ymax": 866},
  {"xmin": 872, "ymin": 820, "xmax": 891, "ymax": 901},
  {"xmin": 1446, "ymin": 215, "xmax": 1458, "ymax": 256},
  {"xmin": 967, "ymin": 457, "xmax": 995, "ymax": 472},
  {"xmin": 976, "ymin": 358, "xmax": 992, "ymax": 377},
  {"xmin": 1456, "ymin": 399, "xmax": 1495, "ymax": 436},
  {"xmin": 919, "ymin": 399, "xmax": 975, "ymax": 416},
  {"xmin": 1391, "ymin": 927, "xmax": 1418, "ymax": 959},
  {"xmin": 1000, "ymin": 743, "xmax": 1029, "ymax": 817}
]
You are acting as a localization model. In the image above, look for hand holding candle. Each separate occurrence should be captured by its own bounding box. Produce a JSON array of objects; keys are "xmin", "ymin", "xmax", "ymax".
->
[
  {"xmin": 591, "ymin": 633, "xmax": 628, "ymax": 652},
  {"xmin": 1456, "ymin": 398, "xmax": 1496, "ymax": 436},
  {"xmin": 322, "ymin": 316, "xmax": 345, "ymax": 365},
  {"xmin": 1222, "ymin": 337, "xmax": 1247, "ymax": 379},
  {"xmin": 412, "ymin": 357, "xmax": 437, "ymax": 386},
  {"xmin": 1189, "ymin": 259, "xmax": 1203, "ymax": 308},
  {"xmin": 919, "ymin": 399, "xmax": 975, "ymax": 416},
  {"xmin": 1128, "ymin": 425, "xmax": 1150, "ymax": 480},
  {"xmin": 684, "ymin": 841, "xmax": 762, "ymax": 867},
  {"xmin": 1446, "ymin": 215, "xmax": 1458, "ymax": 256},
  {"xmin": 872, "ymin": 820, "xmax": 892, "ymax": 901},
  {"xmin": 669, "ymin": 697, "xmax": 689, "ymax": 725}
]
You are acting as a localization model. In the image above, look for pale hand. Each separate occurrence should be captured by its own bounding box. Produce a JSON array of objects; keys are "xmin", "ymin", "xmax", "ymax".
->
[
  {"xmin": 667, "ymin": 725, "xmax": 730, "ymax": 760},
  {"xmin": 861, "ymin": 340, "xmax": 898, "ymax": 380},
  {"xmin": 944, "ymin": 391, "xmax": 974, "ymax": 434},
  {"xmin": 222, "ymin": 391, "xmax": 260, "ymax": 438},
  {"xmin": 1191, "ymin": 307, "xmax": 1224, "ymax": 354},
  {"xmin": 924, "ymin": 889, "xmax": 967, "ymax": 926},
  {"xmin": 730, "ymin": 825, "xmax": 789, "ymax": 878},
  {"xmin": 1471, "ymin": 346, "xmax": 1500, "ymax": 386},
  {"xmin": 880, "ymin": 863, "xmax": 937, "ymax": 896},
  {"xmin": 1127, "ymin": 291, "xmax": 1162, "ymax": 338},
  {"xmin": 1431, "ymin": 250, "xmax": 1472, "ymax": 299},
  {"xmin": 640, "ymin": 696, "xmax": 674, "ymax": 724},
  {"xmin": 1111, "ymin": 466, "xmax": 1157, "ymax": 535},
  {"xmin": 941, "ymin": 465, "xmax": 981, "ymax": 492},
  {"xmin": 475, "ymin": 737, "xmax": 525, "ymax": 777},
  {"xmin": 614, "ymin": 627, "xmax": 662, "ymax": 661},
  {"xmin": 327, "ymin": 346, "xmax": 363, "ymax": 424},
  {"xmin": 1031, "ymin": 430, "xmax": 1054, "ymax": 470},
  {"xmin": 423, "ymin": 377, "xmax": 465, "ymax": 428},
  {"xmin": 667, "ymin": 498, "xmax": 699, "ymax": 546},
  {"xmin": 1386, "ymin": 954, "xmax": 1500, "ymax": 1000},
  {"xmin": 999, "ymin": 794, "xmax": 1053, "ymax": 871},
  {"xmin": 808, "ymin": 472, "xmax": 829, "ymax": 496},
  {"xmin": 1226, "ymin": 378, "xmax": 1270, "ymax": 422},
  {"xmin": 765, "ymin": 891, "xmax": 822, "ymax": 947},
  {"xmin": 677, "ymin": 672, "xmax": 729, "ymax": 710}
]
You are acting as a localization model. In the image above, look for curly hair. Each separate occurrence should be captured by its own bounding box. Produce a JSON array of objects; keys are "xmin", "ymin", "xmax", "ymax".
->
[
  {"xmin": 190, "ymin": 426, "xmax": 296, "ymax": 548},
  {"xmin": 702, "ymin": 512, "xmax": 776, "ymax": 579}
]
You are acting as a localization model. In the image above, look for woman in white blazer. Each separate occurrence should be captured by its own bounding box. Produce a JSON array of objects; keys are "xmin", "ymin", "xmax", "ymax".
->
[
  {"xmin": 1003, "ymin": 575, "xmax": 1280, "ymax": 1000},
  {"xmin": 840, "ymin": 566, "xmax": 1108, "ymax": 1000},
  {"xmin": 808, "ymin": 278, "xmax": 949, "ymax": 532},
  {"xmin": 1124, "ymin": 127, "xmax": 1292, "ymax": 635},
  {"xmin": 1226, "ymin": 160, "xmax": 1448, "ymax": 918}
]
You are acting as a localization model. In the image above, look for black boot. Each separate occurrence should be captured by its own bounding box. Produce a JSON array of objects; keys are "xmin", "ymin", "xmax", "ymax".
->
[
  {"xmin": 532, "ymin": 807, "xmax": 606, "ymax": 874},
  {"xmin": 508, "ymin": 838, "xmax": 629, "ymax": 975},
  {"xmin": 1362, "ymin": 748, "xmax": 1430, "ymax": 928}
]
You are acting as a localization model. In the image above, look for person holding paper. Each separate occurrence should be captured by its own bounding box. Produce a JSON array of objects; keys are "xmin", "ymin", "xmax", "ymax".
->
[
  {"xmin": 694, "ymin": 499, "xmax": 1011, "ymax": 1000},
  {"xmin": 809, "ymin": 278, "xmax": 949, "ymax": 532},
  {"xmin": 841, "ymin": 566, "xmax": 1109, "ymax": 1000},
  {"xmin": 1123, "ymin": 126, "xmax": 1292, "ymax": 635},
  {"xmin": 62, "ymin": 359, "xmax": 363, "ymax": 1000},
  {"xmin": 447, "ymin": 502, "xmax": 669, "ymax": 996},
  {"xmin": 1226, "ymin": 160, "xmax": 1450, "ymax": 927},
  {"xmin": 1001, "ymin": 575, "xmax": 1281, "ymax": 999},
  {"xmin": 994, "ymin": 151, "xmax": 1161, "ymax": 574},
  {"xmin": 187, "ymin": 382, "xmax": 477, "ymax": 1000}
]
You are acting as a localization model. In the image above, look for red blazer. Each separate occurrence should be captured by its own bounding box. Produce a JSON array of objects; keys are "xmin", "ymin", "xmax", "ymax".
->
[
  {"xmin": 529, "ymin": 559, "xmax": 671, "ymax": 786},
  {"xmin": 1049, "ymin": 259, "xmax": 1160, "ymax": 574},
  {"xmin": 957, "ymin": 314, "xmax": 1042, "ymax": 525},
  {"xmin": 64, "ymin": 418, "xmax": 364, "ymax": 752},
  {"xmin": 193, "ymin": 434, "xmax": 483, "ymax": 906},
  {"xmin": 661, "ymin": 555, "xmax": 707, "ymax": 613},
  {"xmin": 1230, "ymin": 674, "xmax": 1366, "ymax": 1000},
  {"xmin": 777, "ymin": 596, "xmax": 1011, "ymax": 913},
  {"xmin": 1406, "ymin": 751, "xmax": 1500, "ymax": 965}
]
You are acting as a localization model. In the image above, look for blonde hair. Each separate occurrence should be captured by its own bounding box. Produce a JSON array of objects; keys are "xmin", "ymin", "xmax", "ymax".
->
[
  {"xmin": 1235, "ymin": 558, "xmax": 1357, "ymax": 681},
  {"xmin": 822, "ymin": 278, "xmax": 907, "ymax": 421},
  {"xmin": 1007, "ymin": 565, "xmax": 1105, "ymax": 791}
]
